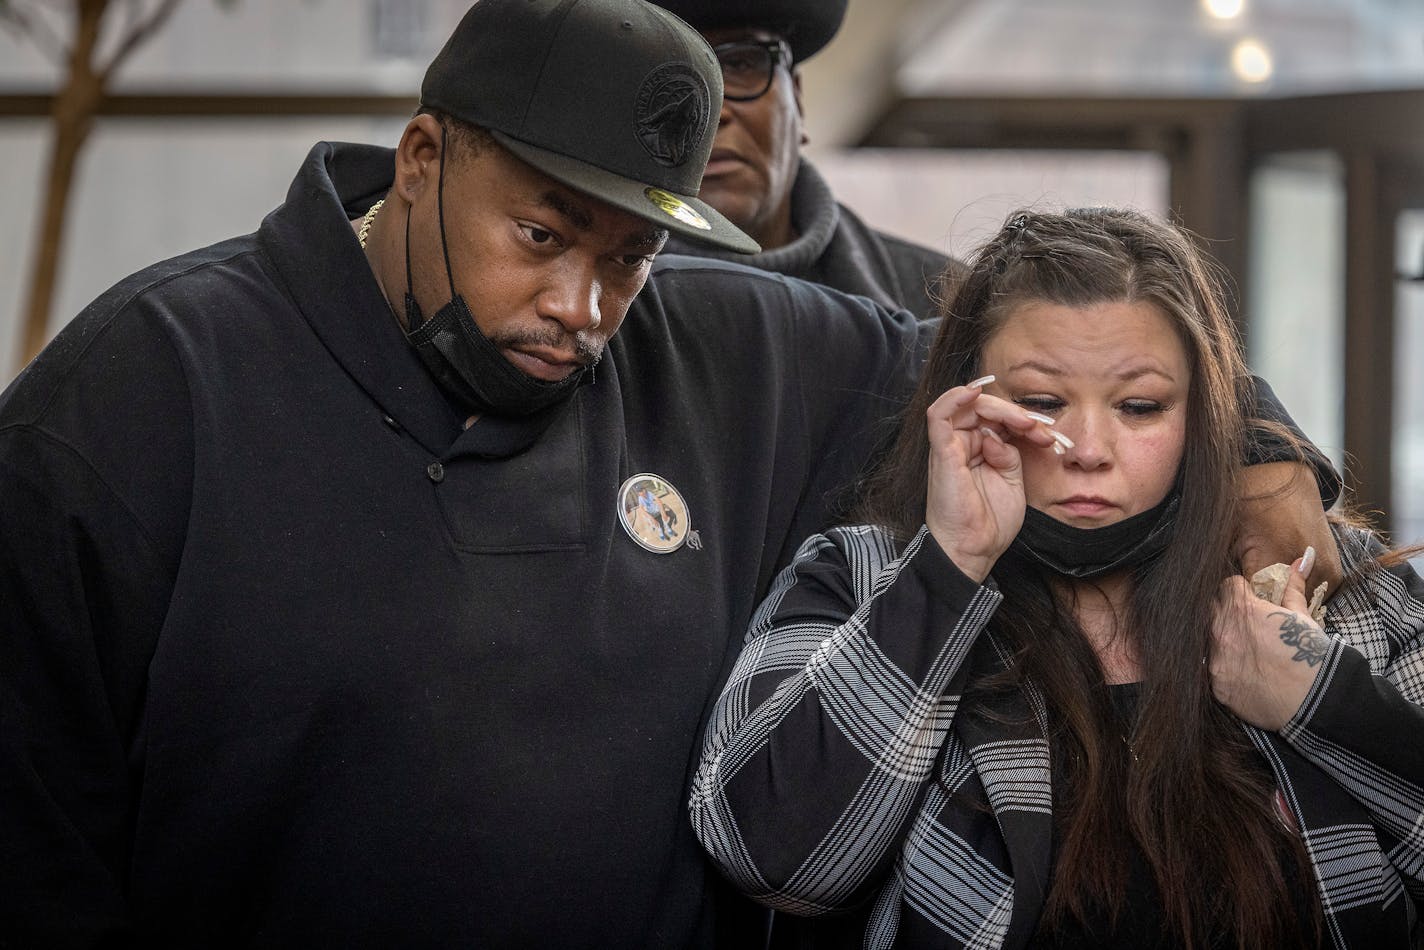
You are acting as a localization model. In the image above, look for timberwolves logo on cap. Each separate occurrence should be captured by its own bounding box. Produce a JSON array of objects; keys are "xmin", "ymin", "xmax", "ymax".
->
[{"xmin": 634, "ymin": 64, "xmax": 709, "ymax": 168}]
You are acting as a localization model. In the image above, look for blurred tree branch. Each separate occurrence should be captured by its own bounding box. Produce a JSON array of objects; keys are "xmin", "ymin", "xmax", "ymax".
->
[{"xmin": 6, "ymin": 0, "xmax": 194, "ymax": 373}]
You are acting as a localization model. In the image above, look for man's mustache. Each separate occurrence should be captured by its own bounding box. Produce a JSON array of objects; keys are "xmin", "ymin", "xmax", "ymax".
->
[{"xmin": 490, "ymin": 326, "xmax": 604, "ymax": 368}]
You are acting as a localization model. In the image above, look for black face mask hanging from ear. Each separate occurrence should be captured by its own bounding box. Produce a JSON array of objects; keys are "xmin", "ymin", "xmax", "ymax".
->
[
  {"xmin": 402, "ymin": 125, "xmax": 593, "ymax": 418},
  {"xmin": 1008, "ymin": 489, "xmax": 1181, "ymax": 580}
]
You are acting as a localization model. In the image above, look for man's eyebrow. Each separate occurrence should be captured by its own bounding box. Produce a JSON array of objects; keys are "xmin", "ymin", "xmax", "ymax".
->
[
  {"xmin": 537, "ymin": 193, "xmax": 666, "ymax": 250},
  {"xmin": 539, "ymin": 190, "xmax": 593, "ymax": 231}
]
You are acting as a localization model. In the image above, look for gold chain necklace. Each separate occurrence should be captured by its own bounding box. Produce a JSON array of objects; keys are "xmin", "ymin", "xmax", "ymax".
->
[{"xmin": 357, "ymin": 198, "xmax": 385, "ymax": 249}]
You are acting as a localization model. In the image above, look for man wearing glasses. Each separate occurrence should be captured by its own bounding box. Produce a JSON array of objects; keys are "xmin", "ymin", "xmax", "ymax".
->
[{"xmin": 655, "ymin": 0, "xmax": 961, "ymax": 320}]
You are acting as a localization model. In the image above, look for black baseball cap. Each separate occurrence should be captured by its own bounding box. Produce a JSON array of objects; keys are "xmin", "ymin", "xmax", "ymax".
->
[
  {"xmin": 650, "ymin": 0, "xmax": 849, "ymax": 62},
  {"xmin": 421, "ymin": 0, "xmax": 758, "ymax": 254}
]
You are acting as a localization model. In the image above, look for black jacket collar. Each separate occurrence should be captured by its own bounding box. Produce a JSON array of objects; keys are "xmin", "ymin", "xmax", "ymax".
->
[{"xmin": 256, "ymin": 141, "xmax": 568, "ymax": 460}]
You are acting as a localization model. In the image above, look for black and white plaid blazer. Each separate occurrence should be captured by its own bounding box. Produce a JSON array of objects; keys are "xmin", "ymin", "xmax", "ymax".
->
[{"xmin": 691, "ymin": 524, "xmax": 1424, "ymax": 948}]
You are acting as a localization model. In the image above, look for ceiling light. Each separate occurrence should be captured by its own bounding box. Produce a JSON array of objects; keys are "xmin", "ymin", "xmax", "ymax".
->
[
  {"xmin": 1203, "ymin": 0, "xmax": 1245, "ymax": 19},
  {"xmin": 1231, "ymin": 38, "xmax": 1273, "ymax": 83}
]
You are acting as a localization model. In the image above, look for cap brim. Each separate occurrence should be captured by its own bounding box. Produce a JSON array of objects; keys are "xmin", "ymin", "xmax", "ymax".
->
[
  {"xmin": 490, "ymin": 130, "xmax": 760, "ymax": 255},
  {"xmin": 647, "ymin": 0, "xmax": 848, "ymax": 62}
]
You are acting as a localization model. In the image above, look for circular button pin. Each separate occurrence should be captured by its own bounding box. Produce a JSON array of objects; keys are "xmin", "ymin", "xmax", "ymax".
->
[
  {"xmin": 426, "ymin": 461, "xmax": 445, "ymax": 483},
  {"xmin": 616, "ymin": 473, "xmax": 690, "ymax": 554}
]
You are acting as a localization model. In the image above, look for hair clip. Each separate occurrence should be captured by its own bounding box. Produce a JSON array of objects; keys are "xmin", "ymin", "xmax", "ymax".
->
[{"xmin": 992, "ymin": 213, "xmax": 1033, "ymax": 275}]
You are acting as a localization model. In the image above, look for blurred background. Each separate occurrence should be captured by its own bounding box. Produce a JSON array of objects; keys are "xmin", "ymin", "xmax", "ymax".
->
[{"xmin": 2, "ymin": 0, "xmax": 1422, "ymax": 558}]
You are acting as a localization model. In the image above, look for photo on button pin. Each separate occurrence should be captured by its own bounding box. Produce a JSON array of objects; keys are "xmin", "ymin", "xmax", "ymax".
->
[{"xmin": 617, "ymin": 473, "xmax": 690, "ymax": 554}]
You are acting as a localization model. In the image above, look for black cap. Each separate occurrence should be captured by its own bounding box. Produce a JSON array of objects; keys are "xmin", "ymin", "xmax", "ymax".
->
[
  {"xmin": 649, "ymin": 0, "xmax": 848, "ymax": 62},
  {"xmin": 421, "ymin": 0, "xmax": 758, "ymax": 254}
]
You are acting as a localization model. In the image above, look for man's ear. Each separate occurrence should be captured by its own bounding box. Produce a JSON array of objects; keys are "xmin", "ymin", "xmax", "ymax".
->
[
  {"xmin": 393, "ymin": 113, "xmax": 445, "ymax": 204},
  {"xmin": 792, "ymin": 70, "xmax": 808, "ymax": 145}
]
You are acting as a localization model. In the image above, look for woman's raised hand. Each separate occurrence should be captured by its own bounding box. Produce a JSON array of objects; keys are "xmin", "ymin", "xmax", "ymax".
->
[
  {"xmin": 924, "ymin": 376, "xmax": 1062, "ymax": 583},
  {"xmin": 1210, "ymin": 549, "xmax": 1327, "ymax": 731}
]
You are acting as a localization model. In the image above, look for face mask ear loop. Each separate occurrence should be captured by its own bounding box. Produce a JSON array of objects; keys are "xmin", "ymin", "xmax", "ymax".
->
[
  {"xmin": 437, "ymin": 123, "xmax": 457, "ymax": 302},
  {"xmin": 403, "ymin": 200, "xmax": 423, "ymax": 331}
]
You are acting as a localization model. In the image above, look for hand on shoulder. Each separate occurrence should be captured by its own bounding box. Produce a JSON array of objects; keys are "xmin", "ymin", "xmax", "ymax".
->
[{"xmin": 1210, "ymin": 550, "xmax": 1328, "ymax": 730}]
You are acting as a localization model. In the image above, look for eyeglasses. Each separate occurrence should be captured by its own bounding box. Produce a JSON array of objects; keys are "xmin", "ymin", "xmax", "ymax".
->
[{"xmin": 711, "ymin": 40, "xmax": 791, "ymax": 102}]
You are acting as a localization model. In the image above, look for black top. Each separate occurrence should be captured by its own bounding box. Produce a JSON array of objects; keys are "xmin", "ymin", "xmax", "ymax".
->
[
  {"xmin": 0, "ymin": 142, "xmax": 923, "ymax": 948},
  {"xmin": 1030, "ymin": 683, "xmax": 1172, "ymax": 950},
  {"xmin": 1032, "ymin": 683, "xmax": 1323, "ymax": 950}
]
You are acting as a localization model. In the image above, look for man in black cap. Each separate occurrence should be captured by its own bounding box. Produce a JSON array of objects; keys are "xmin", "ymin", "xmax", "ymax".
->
[
  {"xmin": 653, "ymin": 0, "xmax": 959, "ymax": 319},
  {"xmin": 0, "ymin": 1, "xmax": 961, "ymax": 946}
]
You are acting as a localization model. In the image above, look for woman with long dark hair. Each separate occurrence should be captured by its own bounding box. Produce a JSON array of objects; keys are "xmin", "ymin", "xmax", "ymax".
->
[{"xmin": 691, "ymin": 208, "xmax": 1423, "ymax": 948}]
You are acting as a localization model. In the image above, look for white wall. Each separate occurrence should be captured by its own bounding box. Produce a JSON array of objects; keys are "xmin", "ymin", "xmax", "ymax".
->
[
  {"xmin": 1247, "ymin": 153, "xmax": 1347, "ymax": 470},
  {"xmin": 814, "ymin": 147, "xmax": 1170, "ymax": 262}
]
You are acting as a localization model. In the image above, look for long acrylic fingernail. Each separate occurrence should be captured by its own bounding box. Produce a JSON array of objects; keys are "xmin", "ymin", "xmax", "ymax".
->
[
  {"xmin": 967, "ymin": 374, "xmax": 995, "ymax": 389},
  {"xmin": 1023, "ymin": 411, "xmax": 1056, "ymax": 426},
  {"xmin": 1049, "ymin": 430, "xmax": 1075, "ymax": 450},
  {"xmin": 979, "ymin": 426, "xmax": 1005, "ymax": 445},
  {"xmin": 1051, "ymin": 442, "xmax": 1066, "ymax": 456},
  {"xmin": 1298, "ymin": 545, "xmax": 1316, "ymax": 577}
]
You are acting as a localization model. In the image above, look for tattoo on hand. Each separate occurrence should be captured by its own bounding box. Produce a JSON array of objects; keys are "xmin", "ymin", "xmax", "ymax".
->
[{"xmin": 1271, "ymin": 611, "xmax": 1329, "ymax": 667}]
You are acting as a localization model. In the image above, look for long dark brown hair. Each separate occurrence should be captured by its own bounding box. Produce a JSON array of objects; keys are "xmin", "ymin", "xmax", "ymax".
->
[{"xmin": 855, "ymin": 208, "xmax": 1319, "ymax": 947}]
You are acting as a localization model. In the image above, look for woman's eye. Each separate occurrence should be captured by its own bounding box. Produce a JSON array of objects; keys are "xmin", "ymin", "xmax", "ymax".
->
[
  {"xmin": 1014, "ymin": 396, "xmax": 1063, "ymax": 414},
  {"xmin": 1120, "ymin": 400, "xmax": 1164, "ymax": 417}
]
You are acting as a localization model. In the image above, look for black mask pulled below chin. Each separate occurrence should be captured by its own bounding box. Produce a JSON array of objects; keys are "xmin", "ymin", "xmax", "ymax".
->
[
  {"xmin": 404, "ymin": 292, "xmax": 589, "ymax": 418},
  {"xmin": 1009, "ymin": 490, "xmax": 1180, "ymax": 580},
  {"xmin": 400, "ymin": 124, "xmax": 592, "ymax": 418}
]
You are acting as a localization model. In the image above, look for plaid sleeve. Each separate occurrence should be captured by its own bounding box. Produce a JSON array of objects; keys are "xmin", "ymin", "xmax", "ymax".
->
[
  {"xmin": 1279, "ymin": 542, "xmax": 1424, "ymax": 898},
  {"xmin": 689, "ymin": 524, "xmax": 1002, "ymax": 915}
]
